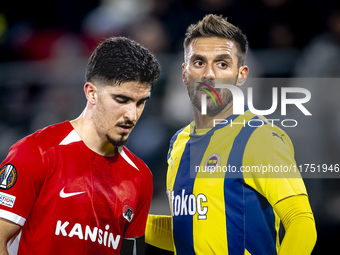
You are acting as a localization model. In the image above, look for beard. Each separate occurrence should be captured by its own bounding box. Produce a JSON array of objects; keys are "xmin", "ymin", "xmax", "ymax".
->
[
  {"xmin": 189, "ymin": 77, "xmax": 238, "ymax": 116},
  {"xmin": 105, "ymin": 120, "xmax": 135, "ymax": 147},
  {"xmin": 106, "ymin": 134, "xmax": 128, "ymax": 147}
]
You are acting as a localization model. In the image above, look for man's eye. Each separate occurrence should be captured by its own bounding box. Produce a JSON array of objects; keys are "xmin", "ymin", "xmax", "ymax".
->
[
  {"xmin": 115, "ymin": 98, "xmax": 128, "ymax": 104},
  {"xmin": 137, "ymin": 100, "xmax": 146, "ymax": 107},
  {"xmin": 218, "ymin": 62, "xmax": 227, "ymax": 68},
  {"xmin": 193, "ymin": 61, "xmax": 204, "ymax": 67}
]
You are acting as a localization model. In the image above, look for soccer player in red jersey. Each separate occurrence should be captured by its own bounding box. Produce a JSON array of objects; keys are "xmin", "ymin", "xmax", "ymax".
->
[{"xmin": 0, "ymin": 37, "xmax": 160, "ymax": 255}]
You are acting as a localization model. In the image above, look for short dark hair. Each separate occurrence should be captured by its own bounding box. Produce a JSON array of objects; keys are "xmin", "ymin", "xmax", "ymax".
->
[
  {"xmin": 184, "ymin": 14, "xmax": 248, "ymax": 67},
  {"xmin": 86, "ymin": 37, "xmax": 161, "ymax": 88}
]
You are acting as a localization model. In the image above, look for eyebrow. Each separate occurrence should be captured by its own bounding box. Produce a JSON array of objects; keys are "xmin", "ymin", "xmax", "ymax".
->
[
  {"xmin": 214, "ymin": 54, "xmax": 232, "ymax": 62},
  {"xmin": 191, "ymin": 54, "xmax": 207, "ymax": 62},
  {"xmin": 191, "ymin": 54, "xmax": 233, "ymax": 63},
  {"xmin": 111, "ymin": 94, "xmax": 151, "ymax": 102}
]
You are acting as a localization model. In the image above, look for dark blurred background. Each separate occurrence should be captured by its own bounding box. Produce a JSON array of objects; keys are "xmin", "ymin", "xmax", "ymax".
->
[{"xmin": 1, "ymin": 0, "xmax": 340, "ymax": 254}]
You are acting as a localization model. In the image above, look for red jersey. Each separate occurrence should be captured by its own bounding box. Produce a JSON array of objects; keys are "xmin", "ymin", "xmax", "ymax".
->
[{"xmin": 0, "ymin": 121, "xmax": 153, "ymax": 254}]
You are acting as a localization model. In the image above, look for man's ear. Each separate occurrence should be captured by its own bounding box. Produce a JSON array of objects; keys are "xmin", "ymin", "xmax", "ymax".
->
[
  {"xmin": 237, "ymin": 65, "xmax": 249, "ymax": 87},
  {"xmin": 84, "ymin": 82, "xmax": 98, "ymax": 105},
  {"xmin": 182, "ymin": 63, "xmax": 188, "ymax": 86}
]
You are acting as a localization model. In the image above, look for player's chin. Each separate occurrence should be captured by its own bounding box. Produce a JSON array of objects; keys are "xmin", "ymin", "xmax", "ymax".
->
[
  {"xmin": 206, "ymin": 105, "xmax": 225, "ymax": 116},
  {"xmin": 106, "ymin": 134, "xmax": 129, "ymax": 147}
]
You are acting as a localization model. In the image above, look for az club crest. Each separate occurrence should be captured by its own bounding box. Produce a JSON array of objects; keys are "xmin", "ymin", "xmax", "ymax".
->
[
  {"xmin": 122, "ymin": 205, "xmax": 134, "ymax": 222},
  {"xmin": 0, "ymin": 164, "xmax": 17, "ymax": 190}
]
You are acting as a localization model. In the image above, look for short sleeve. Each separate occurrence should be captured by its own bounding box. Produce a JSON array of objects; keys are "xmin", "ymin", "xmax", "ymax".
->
[
  {"xmin": 243, "ymin": 125, "xmax": 307, "ymax": 206},
  {"xmin": 123, "ymin": 160, "xmax": 153, "ymax": 238},
  {"xmin": 0, "ymin": 136, "xmax": 46, "ymax": 226}
]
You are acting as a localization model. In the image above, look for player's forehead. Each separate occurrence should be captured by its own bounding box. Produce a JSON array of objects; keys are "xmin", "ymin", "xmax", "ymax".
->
[
  {"xmin": 186, "ymin": 37, "xmax": 238, "ymax": 61},
  {"xmin": 101, "ymin": 81, "xmax": 151, "ymax": 99}
]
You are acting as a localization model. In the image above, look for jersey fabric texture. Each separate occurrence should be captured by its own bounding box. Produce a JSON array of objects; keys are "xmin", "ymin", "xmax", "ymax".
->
[
  {"xmin": 0, "ymin": 121, "xmax": 153, "ymax": 254},
  {"xmin": 166, "ymin": 107, "xmax": 307, "ymax": 255}
]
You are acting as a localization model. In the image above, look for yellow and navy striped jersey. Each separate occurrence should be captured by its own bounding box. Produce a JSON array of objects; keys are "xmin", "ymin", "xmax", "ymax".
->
[{"xmin": 166, "ymin": 107, "xmax": 307, "ymax": 255}]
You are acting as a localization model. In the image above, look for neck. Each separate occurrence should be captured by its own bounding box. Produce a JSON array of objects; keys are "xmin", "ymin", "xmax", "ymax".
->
[
  {"xmin": 193, "ymin": 102, "xmax": 234, "ymax": 129},
  {"xmin": 70, "ymin": 106, "xmax": 117, "ymax": 157}
]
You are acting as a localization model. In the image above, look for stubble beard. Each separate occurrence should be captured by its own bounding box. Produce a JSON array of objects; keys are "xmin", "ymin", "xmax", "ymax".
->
[{"xmin": 106, "ymin": 134, "xmax": 128, "ymax": 147}]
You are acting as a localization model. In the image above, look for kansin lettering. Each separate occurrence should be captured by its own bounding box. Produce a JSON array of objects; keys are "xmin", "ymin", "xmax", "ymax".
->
[{"xmin": 55, "ymin": 221, "xmax": 120, "ymax": 249}]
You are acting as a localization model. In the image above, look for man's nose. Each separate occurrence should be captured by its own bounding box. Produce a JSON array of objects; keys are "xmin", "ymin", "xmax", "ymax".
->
[
  {"xmin": 203, "ymin": 64, "xmax": 215, "ymax": 79},
  {"xmin": 124, "ymin": 104, "xmax": 137, "ymax": 122}
]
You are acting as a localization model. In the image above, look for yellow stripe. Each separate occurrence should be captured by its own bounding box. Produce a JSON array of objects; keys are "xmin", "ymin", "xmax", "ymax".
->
[
  {"xmin": 192, "ymin": 112, "xmax": 257, "ymax": 254},
  {"xmin": 245, "ymin": 249, "xmax": 252, "ymax": 255},
  {"xmin": 192, "ymin": 126, "xmax": 237, "ymax": 254},
  {"xmin": 275, "ymin": 211, "xmax": 281, "ymax": 252}
]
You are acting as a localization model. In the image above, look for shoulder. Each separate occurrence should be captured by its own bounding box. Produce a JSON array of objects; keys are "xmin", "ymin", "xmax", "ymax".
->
[
  {"xmin": 249, "ymin": 117, "xmax": 294, "ymax": 150},
  {"xmin": 10, "ymin": 121, "xmax": 74, "ymax": 155},
  {"xmin": 241, "ymin": 114, "xmax": 297, "ymax": 171},
  {"xmin": 170, "ymin": 124, "xmax": 191, "ymax": 144},
  {"xmin": 120, "ymin": 147, "xmax": 153, "ymax": 202},
  {"xmin": 167, "ymin": 124, "xmax": 191, "ymax": 161},
  {"xmin": 243, "ymin": 115, "xmax": 298, "ymax": 178},
  {"xmin": 0, "ymin": 122, "xmax": 73, "ymax": 190},
  {"xmin": 169, "ymin": 123, "xmax": 192, "ymax": 150},
  {"xmin": 27, "ymin": 121, "xmax": 74, "ymax": 151},
  {"xmin": 120, "ymin": 146, "xmax": 152, "ymax": 179},
  {"xmin": 4, "ymin": 121, "xmax": 73, "ymax": 172}
]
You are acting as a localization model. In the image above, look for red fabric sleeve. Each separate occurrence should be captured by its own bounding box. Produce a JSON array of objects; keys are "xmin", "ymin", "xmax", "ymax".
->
[{"xmin": 0, "ymin": 136, "xmax": 47, "ymax": 225}]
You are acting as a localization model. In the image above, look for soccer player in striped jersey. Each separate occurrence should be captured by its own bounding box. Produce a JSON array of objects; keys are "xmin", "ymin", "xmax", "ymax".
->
[
  {"xmin": 146, "ymin": 14, "xmax": 316, "ymax": 254},
  {"xmin": 0, "ymin": 37, "xmax": 160, "ymax": 255}
]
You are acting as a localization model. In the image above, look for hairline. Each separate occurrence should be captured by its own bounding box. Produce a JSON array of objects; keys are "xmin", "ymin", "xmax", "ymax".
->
[
  {"xmin": 88, "ymin": 76, "xmax": 152, "ymax": 87},
  {"xmin": 184, "ymin": 36, "xmax": 245, "ymax": 67},
  {"xmin": 88, "ymin": 78, "xmax": 152, "ymax": 91}
]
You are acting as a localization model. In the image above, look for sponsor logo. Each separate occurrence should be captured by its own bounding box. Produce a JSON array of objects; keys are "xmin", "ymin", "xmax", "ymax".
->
[
  {"xmin": 59, "ymin": 187, "xmax": 86, "ymax": 198},
  {"xmin": 0, "ymin": 192, "xmax": 16, "ymax": 208},
  {"xmin": 122, "ymin": 205, "xmax": 134, "ymax": 222},
  {"xmin": 0, "ymin": 164, "xmax": 17, "ymax": 190},
  {"xmin": 167, "ymin": 189, "xmax": 208, "ymax": 220},
  {"xmin": 55, "ymin": 221, "xmax": 121, "ymax": 249}
]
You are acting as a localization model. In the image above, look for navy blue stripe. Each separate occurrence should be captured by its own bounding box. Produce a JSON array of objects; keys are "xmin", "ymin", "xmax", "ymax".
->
[
  {"xmin": 167, "ymin": 126, "xmax": 186, "ymax": 161},
  {"xmin": 172, "ymin": 130, "xmax": 215, "ymax": 255},
  {"xmin": 224, "ymin": 117, "xmax": 261, "ymax": 254},
  {"xmin": 244, "ymin": 186, "xmax": 277, "ymax": 254}
]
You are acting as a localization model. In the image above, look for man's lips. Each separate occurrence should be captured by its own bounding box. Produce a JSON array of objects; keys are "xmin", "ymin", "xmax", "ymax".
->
[
  {"xmin": 197, "ymin": 82, "xmax": 214, "ymax": 91},
  {"xmin": 116, "ymin": 123, "xmax": 134, "ymax": 133}
]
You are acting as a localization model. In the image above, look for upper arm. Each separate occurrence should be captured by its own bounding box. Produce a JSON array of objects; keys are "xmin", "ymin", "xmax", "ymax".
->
[
  {"xmin": 123, "ymin": 163, "xmax": 153, "ymax": 239},
  {"xmin": 243, "ymin": 126, "xmax": 307, "ymax": 206},
  {"xmin": 0, "ymin": 137, "xmax": 46, "ymax": 226}
]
